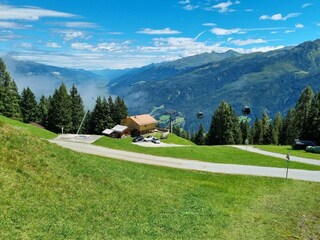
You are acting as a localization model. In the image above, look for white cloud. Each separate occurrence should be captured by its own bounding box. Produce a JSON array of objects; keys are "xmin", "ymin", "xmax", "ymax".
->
[
  {"xmin": 50, "ymin": 21, "xmax": 98, "ymax": 28},
  {"xmin": 46, "ymin": 42, "xmax": 61, "ymax": 48},
  {"xmin": 71, "ymin": 41, "xmax": 131, "ymax": 53},
  {"xmin": 178, "ymin": 0, "xmax": 198, "ymax": 11},
  {"xmin": 202, "ymin": 23, "xmax": 216, "ymax": 27},
  {"xmin": 0, "ymin": 21, "xmax": 31, "ymax": 29},
  {"xmin": 20, "ymin": 42, "xmax": 33, "ymax": 48},
  {"xmin": 8, "ymin": 38, "xmax": 286, "ymax": 70},
  {"xmin": 0, "ymin": 30, "xmax": 21, "ymax": 41},
  {"xmin": 212, "ymin": 1, "xmax": 233, "ymax": 13},
  {"xmin": 295, "ymin": 23, "xmax": 304, "ymax": 28},
  {"xmin": 61, "ymin": 31, "xmax": 85, "ymax": 41},
  {"xmin": 211, "ymin": 27, "xmax": 245, "ymax": 35},
  {"xmin": 136, "ymin": 28, "xmax": 181, "ymax": 35},
  {"xmin": 302, "ymin": 3, "xmax": 313, "ymax": 8},
  {"xmin": 0, "ymin": 4, "xmax": 75, "ymax": 20},
  {"xmin": 285, "ymin": 30, "xmax": 296, "ymax": 34},
  {"xmin": 71, "ymin": 42, "xmax": 93, "ymax": 50},
  {"xmin": 230, "ymin": 38, "xmax": 267, "ymax": 46},
  {"xmin": 245, "ymin": 9, "xmax": 254, "ymax": 12},
  {"xmin": 183, "ymin": 4, "xmax": 198, "ymax": 11},
  {"xmin": 107, "ymin": 32, "xmax": 124, "ymax": 35},
  {"xmin": 260, "ymin": 13, "xmax": 301, "ymax": 21}
]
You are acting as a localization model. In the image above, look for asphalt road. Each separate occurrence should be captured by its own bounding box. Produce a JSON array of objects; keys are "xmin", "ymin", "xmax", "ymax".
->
[{"xmin": 50, "ymin": 139, "xmax": 320, "ymax": 182}]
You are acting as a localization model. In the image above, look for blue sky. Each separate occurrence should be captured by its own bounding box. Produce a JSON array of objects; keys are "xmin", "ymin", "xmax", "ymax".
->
[{"xmin": 0, "ymin": 0, "xmax": 319, "ymax": 69}]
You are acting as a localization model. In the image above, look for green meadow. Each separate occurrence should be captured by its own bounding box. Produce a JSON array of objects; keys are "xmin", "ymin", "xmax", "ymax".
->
[
  {"xmin": 0, "ymin": 122, "xmax": 319, "ymax": 239},
  {"xmin": 0, "ymin": 115, "xmax": 57, "ymax": 139},
  {"xmin": 94, "ymin": 136, "xmax": 320, "ymax": 170}
]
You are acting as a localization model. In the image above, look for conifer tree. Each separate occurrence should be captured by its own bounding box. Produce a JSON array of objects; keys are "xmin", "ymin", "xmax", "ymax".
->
[
  {"xmin": 0, "ymin": 59, "xmax": 21, "ymax": 119},
  {"xmin": 47, "ymin": 83, "xmax": 72, "ymax": 133},
  {"xmin": 113, "ymin": 96, "xmax": 128, "ymax": 124},
  {"xmin": 102, "ymin": 97, "xmax": 114, "ymax": 129},
  {"xmin": 306, "ymin": 92, "xmax": 320, "ymax": 142},
  {"xmin": 294, "ymin": 86, "xmax": 314, "ymax": 139},
  {"xmin": 70, "ymin": 84, "xmax": 84, "ymax": 133},
  {"xmin": 20, "ymin": 87, "xmax": 38, "ymax": 123},
  {"xmin": 279, "ymin": 109, "xmax": 296, "ymax": 145},
  {"xmin": 240, "ymin": 120, "xmax": 250, "ymax": 144},
  {"xmin": 108, "ymin": 96, "xmax": 116, "ymax": 125},
  {"xmin": 38, "ymin": 95, "xmax": 49, "ymax": 128},
  {"xmin": 194, "ymin": 124, "xmax": 205, "ymax": 145},
  {"xmin": 261, "ymin": 111, "xmax": 271, "ymax": 144},
  {"xmin": 252, "ymin": 118, "xmax": 263, "ymax": 144},
  {"xmin": 206, "ymin": 101, "xmax": 241, "ymax": 145},
  {"xmin": 272, "ymin": 112, "xmax": 282, "ymax": 145}
]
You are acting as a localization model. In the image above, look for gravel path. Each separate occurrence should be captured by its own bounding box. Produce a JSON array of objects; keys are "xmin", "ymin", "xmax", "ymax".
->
[
  {"xmin": 232, "ymin": 145, "xmax": 320, "ymax": 166},
  {"xmin": 50, "ymin": 139, "xmax": 320, "ymax": 182}
]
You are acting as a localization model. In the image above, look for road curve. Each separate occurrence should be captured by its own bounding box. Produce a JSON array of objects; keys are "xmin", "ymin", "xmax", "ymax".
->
[
  {"xmin": 50, "ymin": 139, "xmax": 320, "ymax": 182},
  {"xmin": 232, "ymin": 145, "xmax": 320, "ymax": 166}
]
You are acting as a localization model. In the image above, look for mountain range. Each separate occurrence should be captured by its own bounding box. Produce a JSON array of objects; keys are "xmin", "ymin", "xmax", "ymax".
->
[
  {"xmin": 3, "ymin": 39, "xmax": 320, "ymax": 131},
  {"xmin": 108, "ymin": 39, "xmax": 320, "ymax": 131}
]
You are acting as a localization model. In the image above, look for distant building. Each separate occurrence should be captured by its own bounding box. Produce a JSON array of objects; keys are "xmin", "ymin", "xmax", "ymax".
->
[
  {"xmin": 121, "ymin": 114, "xmax": 158, "ymax": 135},
  {"xmin": 102, "ymin": 125, "xmax": 130, "ymax": 138}
]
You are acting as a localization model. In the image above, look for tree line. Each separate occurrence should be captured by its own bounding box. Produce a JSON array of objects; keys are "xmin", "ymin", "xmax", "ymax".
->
[
  {"xmin": 174, "ymin": 86, "xmax": 320, "ymax": 146},
  {"xmin": 0, "ymin": 58, "xmax": 128, "ymax": 134}
]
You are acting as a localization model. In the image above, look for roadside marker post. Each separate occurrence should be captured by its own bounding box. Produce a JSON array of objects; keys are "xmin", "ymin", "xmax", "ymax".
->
[{"xmin": 285, "ymin": 152, "xmax": 290, "ymax": 179}]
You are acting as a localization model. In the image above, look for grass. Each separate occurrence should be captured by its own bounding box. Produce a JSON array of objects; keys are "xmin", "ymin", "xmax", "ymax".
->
[
  {"xmin": 255, "ymin": 145, "xmax": 320, "ymax": 160},
  {"xmin": 94, "ymin": 136, "xmax": 320, "ymax": 170},
  {"xmin": 1, "ymin": 123, "xmax": 320, "ymax": 239},
  {"xmin": 0, "ymin": 115, "xmax": 57, "ymax": 139}
]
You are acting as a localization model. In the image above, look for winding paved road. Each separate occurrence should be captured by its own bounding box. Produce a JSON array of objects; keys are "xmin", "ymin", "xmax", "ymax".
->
[
  {"xmin": 50, "ymin": 139, "xmax": 320, "ymax": 182},
  {"xmin": 232, "ymin": 145, "xmax": 320, "ymax": 166}
]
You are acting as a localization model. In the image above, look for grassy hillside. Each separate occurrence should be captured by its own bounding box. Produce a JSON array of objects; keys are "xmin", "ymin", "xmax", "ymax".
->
[
  {"xmin": 0, "ymin": 115, "xmax": 57, "ymax": 139},
  {"xmin": 94, "ymin": 136, "xmax": 320, "ymax": 170},
  {"xmin": 0, "ymin": 122, "xmax": 319, "ymax": 239}
]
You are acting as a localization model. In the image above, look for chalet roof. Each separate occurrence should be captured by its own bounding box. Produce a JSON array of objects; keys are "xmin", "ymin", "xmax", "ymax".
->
[
  {"xmin": 112, "ymin": 125, "xmax": 128, "ymax": 133},
  {"xmin": 128, "ymin": 114, "xmax": 158, "ymax": 126},
  {"xmin": 102, "ymin": 125, "xmax": 128, "ymax": 135},
  {"xmin": 102, "ymin": 129, "xmax": 114, "ymax": 135}
]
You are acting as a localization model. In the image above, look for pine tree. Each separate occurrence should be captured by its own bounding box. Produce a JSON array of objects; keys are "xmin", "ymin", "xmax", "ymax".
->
[
  {"xmin": 70, "ymin": 84, "xmax": 84, "ymax": 133},
  {"xmin": 112, "ymin": 96, "xmax": 128, "ymax": 125},
  {"xmin": 108, "ymin": 96, "xmax": 116, "ymax": 125},
  {"xmin": 89, "ymin": 96, "xmax": 112, "ymax": 134},
  {"xmin": 20, "ymin": 87, "xmax": 38, "ymax": 123},
  {"xmin": 240, "ymin": 120, "xmax": 250, "ymax": 144},
  {"xmin": 272, "ymin": 112, "xmax": 282, "ymax": 145},
  {"xmin": 47, "ymin": 83, "xmax": 72, "ymax": 133},
  {"xmin": 38, "ymin": 95, "xmax": 49, "ymax": 128},
  {"xmin": 307, "ymin": 92, "xmax": 320, "ymax": 143},
  {"xmin": 279, "ymin": 109, "xmax": 296, "ymax": 145},
  {"xmin": 102, "ymin": 97, "xmax": 114, "ymax": 129},
  {"xmin": 294, "ymin": 86, "xmax": 313, "ymax": 140},
  {"xmin": 206, "ymin": 101, "xmax": 241, "ymax": 145},
  {"xmin": 194, "ymin": 124, "xmax": 205, "ymax": 145},
  {"xmin": 261, "ymin": 111, "xmax": 271, "ymax": 144},
  {"xmin": 0, "ymin": 59, "xmax": 21, "ymax": 119},
  {"xmin": 252, "ymin": 118, "xmax": 263, "ymax": 144}
]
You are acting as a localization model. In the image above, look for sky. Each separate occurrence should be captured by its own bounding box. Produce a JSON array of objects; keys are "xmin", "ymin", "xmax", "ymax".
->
[{"xmin": 0, "ymin": 0, "xmax": 319, "ymax": 70}]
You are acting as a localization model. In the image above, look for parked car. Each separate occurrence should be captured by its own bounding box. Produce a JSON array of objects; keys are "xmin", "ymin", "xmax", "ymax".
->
[
  {"xmin": 132, "ymin": 135, "xmax": 144, "ymax": 142},
  {"xmin": 152, "ymin": 138, "xmax": 160, "ymax": 144},
  {"xmin": 143, "ymin": 136, "xmax": 154, "ymax": 142}
]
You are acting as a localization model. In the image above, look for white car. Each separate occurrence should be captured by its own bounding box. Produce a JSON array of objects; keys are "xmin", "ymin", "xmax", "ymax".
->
[
  {"xmin": 143, "ymin": 136, "xmax": 154, "ymax": 142},
  {"xmin": 152, "ymin": 138, "xmax": 160, "ymax": 144}
]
